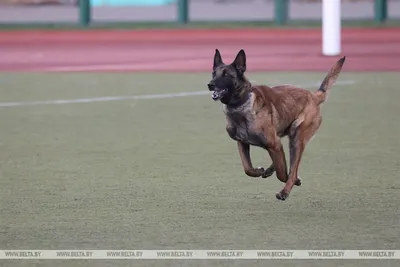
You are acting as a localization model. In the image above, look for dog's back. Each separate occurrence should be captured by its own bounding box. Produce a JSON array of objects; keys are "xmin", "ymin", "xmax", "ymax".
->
[
  {"xmin": 250, "ymin": 85, "xmax": 315, "ymax": 137},
  {"xmin": 250, "ymin": 56, "xmax": 346, "ymax": 137}
]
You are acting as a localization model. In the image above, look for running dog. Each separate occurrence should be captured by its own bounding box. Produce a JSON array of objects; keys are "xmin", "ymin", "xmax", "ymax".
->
[{"xmin": 207, "ymin": 49, "xmax": 346, "ymax": 200}]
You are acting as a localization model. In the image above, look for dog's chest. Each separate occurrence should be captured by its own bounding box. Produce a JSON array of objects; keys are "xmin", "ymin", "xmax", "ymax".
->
[{"xmin": 223, "ymin": 100, "xmax": 266, "ymax": 148}]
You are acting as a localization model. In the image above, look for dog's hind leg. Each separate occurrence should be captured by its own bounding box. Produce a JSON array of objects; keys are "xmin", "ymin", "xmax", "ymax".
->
[
  {"xmin": 276, "ymin": 115, "xmax": 322, "ymax": 201},
  {"xmin": 289, "ymin": 137, "xmax": 303, "ymax": 187},
  {"xmin": 237, "ymin": 141, "xmax": 265, "ymax": 178},
  {"xmin": 289, "ymin": 115, "xmax": 305, "ymax": 187}
]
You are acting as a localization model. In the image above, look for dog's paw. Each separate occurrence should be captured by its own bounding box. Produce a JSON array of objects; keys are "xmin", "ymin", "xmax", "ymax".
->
[
  {"xmin": 255, "ymin": 167, "xmax": 265, "ymax": 177},
  {"xmin": 276, "ymin": 191, "xmax": 289, "ymax": 201},
  {"xmin": 245, "ymin": 167, "xmax": 264, "ymax": 178},
  {"xmin": 295, "ymin": 176, "xmax": 302, "ymax": 186},
  {"xmin": 262, "ymin": 167, "xmax": 275, "ymax": 178}
]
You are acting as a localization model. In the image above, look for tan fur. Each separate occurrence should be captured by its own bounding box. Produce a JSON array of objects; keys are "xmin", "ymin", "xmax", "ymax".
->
[{"xmin": 220, "ymin": 55, "xmax": 346, "ymax": 200}]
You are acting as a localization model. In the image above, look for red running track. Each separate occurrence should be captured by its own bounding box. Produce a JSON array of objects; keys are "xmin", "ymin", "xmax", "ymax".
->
[{"xmin": 0, "ymin": 28, "xmax": 399, "ymax": 72}]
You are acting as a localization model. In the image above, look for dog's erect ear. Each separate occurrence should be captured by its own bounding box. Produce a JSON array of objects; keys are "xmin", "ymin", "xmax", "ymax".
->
[
  {"xmin": 213, "ymin": 49, "xmax": 223, "ymax": 70},
  {"xmin": 232, "ymin": 49, "xmax": 246, "ymax": 74}
]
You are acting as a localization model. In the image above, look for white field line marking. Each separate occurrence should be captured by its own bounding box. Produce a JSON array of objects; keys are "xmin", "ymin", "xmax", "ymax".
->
[
  {"xmin": 0, "ymin": 80, "xmax": 355, "ymax": 108},
  {"xmin": 41, "ymin": 60, "xmax": 205, "ymax": 72}
]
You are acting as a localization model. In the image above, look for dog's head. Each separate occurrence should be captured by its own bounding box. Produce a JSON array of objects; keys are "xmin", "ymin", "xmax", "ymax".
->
[{"xmin": 207, "ymin": 49, "xmax": 249, "ymax": 105}]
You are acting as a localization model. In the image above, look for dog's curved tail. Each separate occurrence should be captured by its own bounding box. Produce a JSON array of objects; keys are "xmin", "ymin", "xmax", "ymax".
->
[{"xmin": 314, "ymin": 56, "xmax": 346, "ymax": 105}]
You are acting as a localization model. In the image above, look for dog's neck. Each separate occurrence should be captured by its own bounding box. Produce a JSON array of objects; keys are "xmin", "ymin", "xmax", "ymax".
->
[{"xmin": 226, "ymin": 79, "xmax": 252, "ymax": 108}]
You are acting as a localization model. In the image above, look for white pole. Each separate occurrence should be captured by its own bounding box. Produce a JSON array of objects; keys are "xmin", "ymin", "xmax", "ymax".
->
[{"xmin": 322, "ymin": 0, "xmax": 341, "ymax": 56}]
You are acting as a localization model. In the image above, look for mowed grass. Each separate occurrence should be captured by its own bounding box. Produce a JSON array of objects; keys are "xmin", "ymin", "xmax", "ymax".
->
[{"xmin": 0, "ymin": 72, "xmax": 399, "ymax": 267}]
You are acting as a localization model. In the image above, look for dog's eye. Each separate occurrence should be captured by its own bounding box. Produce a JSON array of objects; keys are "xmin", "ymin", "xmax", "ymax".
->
[{"xmin": 223, "ymin": 72, "xmax": 228, "ymax": 77}]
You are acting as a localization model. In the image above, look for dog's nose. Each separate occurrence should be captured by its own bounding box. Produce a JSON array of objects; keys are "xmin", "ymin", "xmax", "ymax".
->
[{"xmin": 207, "ymin": 83, "xmax": 215, "ymax": 91}]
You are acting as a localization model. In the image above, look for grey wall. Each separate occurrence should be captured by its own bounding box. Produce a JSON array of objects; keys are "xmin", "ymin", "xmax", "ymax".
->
[{"xmin": 0, "ymin": 0, "xmax": 398, "ymax": 23}]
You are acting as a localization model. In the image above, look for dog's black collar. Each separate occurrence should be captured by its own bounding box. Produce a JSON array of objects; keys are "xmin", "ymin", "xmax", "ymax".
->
[{"xmin": 227, "ymin": 90, "xmax": 251, "ymax": 108}]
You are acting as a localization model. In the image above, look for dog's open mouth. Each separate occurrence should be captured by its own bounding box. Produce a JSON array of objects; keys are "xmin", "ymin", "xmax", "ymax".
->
[{"xmin": 212, "ymin": 89, "xmax": 227, "ymax": 101}]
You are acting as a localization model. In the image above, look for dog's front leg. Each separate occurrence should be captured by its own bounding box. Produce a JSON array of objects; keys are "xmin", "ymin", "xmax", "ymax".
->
[
  {"xmin": 266, "ymin": 140, "xmax": 289, "ymax": 184},
  {"xmin": 237, "ymin": 141, "xmax": 264, "ymax": 177}
]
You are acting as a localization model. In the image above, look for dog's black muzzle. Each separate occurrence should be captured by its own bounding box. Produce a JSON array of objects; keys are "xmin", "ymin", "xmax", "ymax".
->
[{"xmin": 208, "ymin": 80, "xmax": 228, "ymax": 101}]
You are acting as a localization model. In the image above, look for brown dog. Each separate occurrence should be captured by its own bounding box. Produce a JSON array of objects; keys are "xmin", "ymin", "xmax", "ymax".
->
[{"xmin": 207, "ymin": 49, "xmax": 346, "ymax": 201}]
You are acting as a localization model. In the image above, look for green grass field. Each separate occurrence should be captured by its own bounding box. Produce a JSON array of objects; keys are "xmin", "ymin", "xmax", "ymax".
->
[{"xmin": 0, "ymin": 72, "xmax": 399, "ymax": 267}]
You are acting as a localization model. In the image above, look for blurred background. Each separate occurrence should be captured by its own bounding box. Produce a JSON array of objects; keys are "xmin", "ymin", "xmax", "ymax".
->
[
  {"xmin": 1, "ymin": 0, "xmax": 400, "ymax": 262},
  {"xmin": 0, "ymin": 0, "xmax": 398, "ymax": 26}
]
